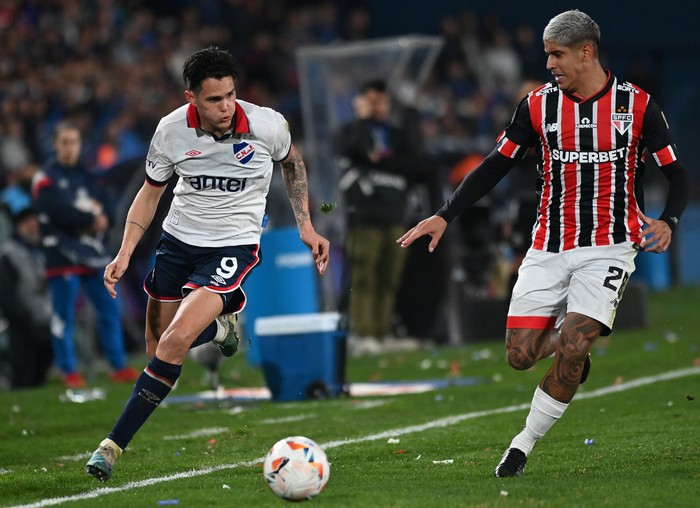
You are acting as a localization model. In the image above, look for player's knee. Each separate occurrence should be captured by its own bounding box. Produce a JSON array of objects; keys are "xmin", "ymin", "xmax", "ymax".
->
[
  {"xmin": 556, "ymin": 330, "xmax": 590, "ymax": 362},
  {"xmin": 506, "ymin": 348, "xmax": 537, "ymax": 370},
  {"xmin": 504, "ymin": 329, "xmax": 540, "ymax": 370},
  {"xmin": 158, "ymin": 326, "xmax": 193, "ymax": 359}
]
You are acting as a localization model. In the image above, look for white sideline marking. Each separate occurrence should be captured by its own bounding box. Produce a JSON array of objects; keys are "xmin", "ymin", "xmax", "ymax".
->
[{"xmin": 9, "ymin": 366, "xmax": 700, "ymax": 508}]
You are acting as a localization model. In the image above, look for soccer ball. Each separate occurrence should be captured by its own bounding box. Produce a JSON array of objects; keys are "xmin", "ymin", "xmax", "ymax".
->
[{"xmin": 263, "ymin": 436, "xmax": 330, "ymax": 501}]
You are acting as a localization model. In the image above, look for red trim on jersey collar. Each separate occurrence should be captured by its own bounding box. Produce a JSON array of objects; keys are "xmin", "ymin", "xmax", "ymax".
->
[
  {"xmin": 186, "ymin": 102, "xmax": 250, "ymax": 134},
  {"xmin": 564, "ymin": 70, "xmax": 613, "ymax": 104}
]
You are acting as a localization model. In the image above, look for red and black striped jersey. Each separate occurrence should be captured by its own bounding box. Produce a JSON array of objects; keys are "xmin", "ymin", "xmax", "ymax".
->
[{"xmin": 496, "ymin": 72, "xmax": 678, "ymax": 253}]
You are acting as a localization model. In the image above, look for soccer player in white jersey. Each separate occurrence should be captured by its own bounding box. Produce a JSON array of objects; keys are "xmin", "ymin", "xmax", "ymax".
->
[
  {"xmin": 86, "ymin": 46, "xmax": 329, "ymax": 482},
  {"xmin": 398, "ymin": 10, "xmax": 689, "ymax": 477}
]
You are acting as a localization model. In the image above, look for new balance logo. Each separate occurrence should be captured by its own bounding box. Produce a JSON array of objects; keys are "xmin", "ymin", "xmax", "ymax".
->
[
  {"xmin": 185, "ymin": 150, "xmax": 202, "ymax": 157},
  {"xmin": 545, "ymin": 123, "xmax": 558, "ymax": 133}
]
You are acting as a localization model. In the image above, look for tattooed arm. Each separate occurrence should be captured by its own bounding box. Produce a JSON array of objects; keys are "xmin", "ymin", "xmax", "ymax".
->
[{"xmin": 280, "ymin": 143, "xmax": 330, "ymax": 274}]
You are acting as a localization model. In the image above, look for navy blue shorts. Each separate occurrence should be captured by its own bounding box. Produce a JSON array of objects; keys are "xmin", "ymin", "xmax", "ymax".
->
[{"xmin": 143, "ymin": 232, "xmax": 261, "ymax": 314}]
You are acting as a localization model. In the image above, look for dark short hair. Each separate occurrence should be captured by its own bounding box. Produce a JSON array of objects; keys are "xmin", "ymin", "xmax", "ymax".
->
[
  {"xmin": 182, "ymin": 46, "xmax": 239, "ymax": 93},
  {"xmin": 12, "ymin": 206, "xmax": 37, "ymax": 225},
  {"xmin": 360, "ymin": 79, "xmax": 387, "ymax": 94},
  {"xmin": 53, "ymin": 120, "xmax": 81, "ymax": 141}
]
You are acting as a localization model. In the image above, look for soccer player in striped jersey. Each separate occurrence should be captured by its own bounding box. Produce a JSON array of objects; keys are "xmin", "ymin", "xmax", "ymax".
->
[
  {"xmin": 86, "ymin": 47, "xmax": 329, "ymax": 482},
  {"xmin": 398, "ymin": 10, "xmax": 689, "ymax": 477}
]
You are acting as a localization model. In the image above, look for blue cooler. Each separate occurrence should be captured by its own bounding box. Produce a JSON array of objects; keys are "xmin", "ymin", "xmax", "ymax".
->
[
  {"xmin": 241, "ymin": 227, "xmax": 320, "ymax": 366},
  {"xmin": 254, "ymin": 312, "xmax": 347, "ymax": 401}
]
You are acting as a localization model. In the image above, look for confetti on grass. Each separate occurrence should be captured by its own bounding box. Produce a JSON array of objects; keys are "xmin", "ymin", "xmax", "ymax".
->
[{"xmin": 320, "ymin": 202, "xmax": 337, "ymax": 214}]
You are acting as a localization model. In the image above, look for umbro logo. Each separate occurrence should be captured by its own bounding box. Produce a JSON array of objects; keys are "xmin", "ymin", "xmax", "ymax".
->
[
  {"xmin": 210, "ymin": 275, "xmax": 226, "ymax": 285},
  {"xmin": 185, "ymin": 150, "xmax": 202, "ymax": 157},
  {"xmin": 138, "ymin": 389, "xmax": 162, "ymax": 406}
]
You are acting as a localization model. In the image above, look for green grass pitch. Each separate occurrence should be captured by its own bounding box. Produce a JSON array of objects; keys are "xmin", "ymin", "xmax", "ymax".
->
[{"xmin": 1, "ymin": 286, "xmax": 699, "ymax": 507}]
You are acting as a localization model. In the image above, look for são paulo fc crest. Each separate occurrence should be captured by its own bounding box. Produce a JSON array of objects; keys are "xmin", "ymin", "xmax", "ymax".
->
[
  {"xmin": 233, "ymin": 142, "xmax": 255, "ymax": 164},
  {"xmin": 612, "ymin": 112, "xmax": 633, "ymax": 135}
]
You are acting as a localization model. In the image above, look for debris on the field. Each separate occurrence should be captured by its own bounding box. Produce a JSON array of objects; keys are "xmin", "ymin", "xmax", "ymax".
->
[
  {"xmin": 664, "ymin": 330, "xmax": 678, "ymax": 343},
  {"xmin": 686, "ymin": 394, "xmax": 695, "ymax": 401},
  {"xmin": 500, "ymin": 490, "xmax": 509, "ymax": 497},
  {"xmin": 222, "ymin": 484, "xmax": 231, "ymax": 490},
  {"xmin": 157, "ymin": 500, "xmax": 179, "ymax": 506},
  {"xmin": 667, "ymin": 401, "xmax": 674, "ymax": 407},
  {"xmin": 59, "ymin": 388, "xmax": 106, "ymax": 403},
  {"xmin": 11, "ymin": 404, "xmax": 20, "ymax": 413},
  {"xmin": 584, "ymin": 438, "xmax": 595, "ymax": 445},
  {"xmin": 319, "ymin": 201, "xmax": 337, "ymax": 214},
  {"xmin": 415, "ymin": 455, "xmax": 422, "ymax": 460},
  {"xmin": 492, "ymin": 373, "xmax": 503, "ymax": 382},
  {"xmin": 208, "ymin": 438, "xmax": 217, "ymax": 444},
  {"xmin": 432, "ymin": 459, "xmax": 454, "ymax": 464},
  {"xmin": 420, "ymin": 358, "xmax": 432, "ymax": 370},
  {"xmin": 0, "ymin": 468, "xmax": 12, "ymax": 475},
  {"xmin": 387, "ymin": 438, "xmax": 400, "ymax": 444},
  {"xmin": 434, "ymin": 394, "xmax": 443, "ymax": 402},
  {"xmin": 643, "ymin": 341, "xmax": 658, "ymax": 351},
  {"xmin": 393, "ymin": 449, "xmax": 407, "ymax": 454}
]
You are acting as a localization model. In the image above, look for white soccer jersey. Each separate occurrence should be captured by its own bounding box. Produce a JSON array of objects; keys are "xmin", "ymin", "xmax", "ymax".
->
[{"xmin": 145, "ymin": 99, "xmax": 291, "ymax": 247}]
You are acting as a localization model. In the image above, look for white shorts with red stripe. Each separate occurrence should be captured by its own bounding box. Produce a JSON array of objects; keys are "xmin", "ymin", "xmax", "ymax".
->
[{"xmin": 507, "ymin": 242, "xmax": 638, "ymax": 335}]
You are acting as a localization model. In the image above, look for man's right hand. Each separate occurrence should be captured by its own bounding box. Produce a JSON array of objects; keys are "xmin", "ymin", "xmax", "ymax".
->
[
  {"xmin": 103, "ymin": 253, "xmax": 130, "ymax": 298},
  {"xmin": 397, "ymin": 215, "xmax": 448, "ymax": 252}
]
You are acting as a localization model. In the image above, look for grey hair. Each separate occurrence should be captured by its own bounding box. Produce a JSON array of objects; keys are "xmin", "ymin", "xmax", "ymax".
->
[{"xmin": 543, "ymin": 10, "xmax": 600, "ymax": 50}]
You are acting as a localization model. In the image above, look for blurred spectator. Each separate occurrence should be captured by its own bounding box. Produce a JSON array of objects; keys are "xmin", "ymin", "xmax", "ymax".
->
[
  {"xmin": 341, "ymin": 4, "xmax": 372, "ymax": 41},
  {"xmin": 0, "ymin": 206, "xmax": 53, "ymax": 389},
  {"xmin": 0, "ymin": 118, "xmax": 32, "ymax": 174},
  {"xmin": 449, "ymin": 152, "xmax": 497, "ymax": 295},
  {"xmin": 32, "ymin": 122, "xmax": 138, "ymax": 388},
  {"xmin": 1, "ymin": 161, "xmax": 38, "ymax": 216},
  {"xmin": 514, "ymin": 23, "xmax": 544, "ymax": 81},
  {"xmin": 335, "ymin": 80, "xmax": 420, "ymax": 352}
]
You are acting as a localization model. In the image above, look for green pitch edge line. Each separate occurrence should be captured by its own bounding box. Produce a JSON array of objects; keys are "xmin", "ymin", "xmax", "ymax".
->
[{"xmin": 9, "ymin": 366, "xmax": 700, "ymax": 508}]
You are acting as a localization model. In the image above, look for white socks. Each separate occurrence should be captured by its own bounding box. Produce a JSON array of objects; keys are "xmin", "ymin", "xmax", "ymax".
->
[
  {"xmin": 509, "ymin": 386, "xmax": 568, "ymax": 455},
  {"xmin": 213, "ymin": 318, "xmax": 226, "ymax": 343}
]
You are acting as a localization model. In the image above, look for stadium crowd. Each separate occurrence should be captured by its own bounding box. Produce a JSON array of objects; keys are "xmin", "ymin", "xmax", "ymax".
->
[{"xmin": 0, "ymin": 0, "xmax": 667, "ymax": 387}]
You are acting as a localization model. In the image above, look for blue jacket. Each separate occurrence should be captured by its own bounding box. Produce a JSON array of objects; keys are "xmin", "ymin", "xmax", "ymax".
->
[{"xmin": 32, "ymin": 159, "xmax": 112, "ymax": 276}]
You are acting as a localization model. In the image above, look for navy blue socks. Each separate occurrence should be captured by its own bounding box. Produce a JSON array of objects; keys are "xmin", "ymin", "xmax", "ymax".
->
[
  {"xmin": 108, "ymin": 355, "xmax": 182, "ymax": 450},
  {"xmin": 189, "ymin": 321, "xmax": 217, "ymax": 349}
]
